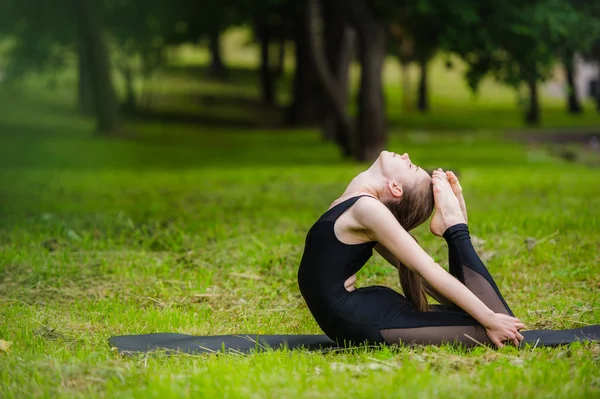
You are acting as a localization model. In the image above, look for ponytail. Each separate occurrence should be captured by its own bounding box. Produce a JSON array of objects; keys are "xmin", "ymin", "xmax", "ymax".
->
[
  {"xmin": 398, "ymin": 235, "xmax": 429, "ymax": 312},
  {"xmin": 383, "ymin": 180, "xmax": 435, "ymax": 312}
]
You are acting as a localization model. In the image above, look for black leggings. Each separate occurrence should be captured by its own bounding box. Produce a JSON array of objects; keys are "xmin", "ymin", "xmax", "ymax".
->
[{"xmin": 377, "ymin": 223, "xmax": 514, "ymax": 347}]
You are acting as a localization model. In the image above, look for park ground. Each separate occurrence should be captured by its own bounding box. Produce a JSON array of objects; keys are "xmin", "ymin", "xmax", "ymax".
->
[{"xmin": 1, "ymin": 35, "xmax": 600, "ymax": 398}]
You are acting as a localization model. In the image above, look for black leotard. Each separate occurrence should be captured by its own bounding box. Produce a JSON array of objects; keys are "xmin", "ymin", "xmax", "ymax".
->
[{"xmin": 298, "ymin": 195, "xmax": 515, "ymax": 347}]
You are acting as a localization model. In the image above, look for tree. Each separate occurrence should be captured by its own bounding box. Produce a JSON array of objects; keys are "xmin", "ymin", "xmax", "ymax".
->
[
  {"xmin": 391, "ymin": 3, "xmax": 444, "ymax": 113},
  {"xmin": 0, "ymin": 0, "xmax": 74, "ymax": 83},
  {"xmin": 322, "ymin": 0, "xmax": 355, "ymax": 146},
  {"xmin": 590, "ymin": 41, "xmax": 600, "ymax": 111},
  {"xmin": 556, "ymin": 0, "xmax": 600, "ymax": 115},
  {"xmin": 563, "ymin": 50, "xmax": 582, "ymax": 114},
  {"xmin": 206, "ymin": 29, "xmax": 228, "ymax": 80},
  {"xmin": 72, "ymin": 0, "xmax": 119, "ymax": 133},
  {"xmin": 167, "ymin": 1, "xmax": 240, "ymax": 81},
  {"xmin": 77, "ymin": 39, "xmax": 94, "ymax": 115},
  {"xmin": 345, "ymin": 0, "xmax": 387, "ymax": 160},
  {"xmin": 308, "ymin": 0, "xmax": 387, "ymax": 161},
  {"xmin": 287, "ymin": 1, "xmax": 325, "ymax": 126},
  {"xmin": 103, "ymin": 0, "xmax": 176, "ymax": 112},
  {"xmin": 388, "ymin": 25, "xmax": 416, "ymax": 112},
  {"xmin": 0, "ymin": 0, "xmax": 121, "ymax": 132},
  {"xmin": 575, "ymin": 1, "xmax": 600, "ymax": 112},
  {"xmin": 253, "ymin": 5, "xmax": 285, "ymax": 107},
  {"xmin": 434, "ymin": 0, "xmax": 600, "ymax": 125}
]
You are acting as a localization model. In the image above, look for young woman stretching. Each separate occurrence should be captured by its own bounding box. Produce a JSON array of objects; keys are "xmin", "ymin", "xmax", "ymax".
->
[{"xmin": 297, "ymin": 151, "xmax": 525, "ymax": 348}]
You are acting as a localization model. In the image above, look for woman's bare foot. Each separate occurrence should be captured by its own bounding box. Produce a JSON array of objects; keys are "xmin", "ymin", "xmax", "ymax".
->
[
  {"xmin": 430, "ymin": 169, "xmax": 467, "ymax": 237},
  {"xmin": 446, "ymin": 171, "xmax": 468, "ymax": 223}
]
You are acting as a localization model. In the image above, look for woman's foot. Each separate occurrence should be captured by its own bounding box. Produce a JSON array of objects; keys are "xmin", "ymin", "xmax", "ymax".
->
[
  {"xmin": 430, "ymin": 169, "xmax": 467, "ymax": 237},
  {"xmin": 446, "ymin": 171, "xmax": 468, "ymax": 223}
]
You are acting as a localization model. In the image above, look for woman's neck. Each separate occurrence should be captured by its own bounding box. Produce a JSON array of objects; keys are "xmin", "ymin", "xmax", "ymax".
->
[{"xmin": 342, "ymin": 170, "xmax": 382, "ymax": 200}]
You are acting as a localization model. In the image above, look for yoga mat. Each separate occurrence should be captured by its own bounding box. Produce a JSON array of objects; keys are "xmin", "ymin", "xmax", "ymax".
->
[{"xmin": 109, "ymin": 325, "xmax": 600, "ymax": 355}]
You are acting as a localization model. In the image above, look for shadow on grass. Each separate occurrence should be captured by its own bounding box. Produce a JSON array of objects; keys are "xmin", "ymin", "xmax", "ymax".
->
[
  {"xmin": 125, "ymin": 106, "xmax": 283, "ymax": 129},
  {"xmin": 507, "ymin": 131, "xmax": 600, "ymax": 144},
  {"xmin": 164, "ymin": 65, "xmax": 272, "ymax": 87},
  {"xmin": 124, "ymin": 88, "xmax": 288, "ymax": 129}
]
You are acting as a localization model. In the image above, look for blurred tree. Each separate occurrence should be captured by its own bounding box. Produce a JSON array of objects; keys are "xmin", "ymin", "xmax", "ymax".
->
[
  {"xmin": 207, "ymin": 29, "xmax": 227, "ymax": 80},
  {"xmin": 388, "ymin": 24, "xmax": 415, "ymax": 112},
  {"xmin": 103, "ymin": 0, "xmax": 177, "ymax": 112},
  {"xmin": 306, "ymin": 0, "xmax": 353, "ymax": 155},
  {"xmin": 390, "ymin": 3, "xmax": 444, "ymax": 113},
  {"xmin": 576, "ymin": 1, "xmax": 600, "ymax": 112},
  {"xmin": 170, "ymin": 0, "xmax": 289, "ymax": 106},
  {"xmin": 287, "ymin": 0, "xmax": 324, "ymax": 125},
  {"xmin": 0, "ymin": 0, "xmax": 120, "ymax": 132},
  {"xmin": 72, "ymin": 0, "xmax": 119, "ymax": 133},
  {"xmin": 255, "ymin": 15, "xmax": 275, "ymax": 106},
  {"xmin": 309, "ymin": 0, "xmax": 387, "ymax": 161},
  {"xmin": 252, "ymin": 3, "xmax": 290, "ymax": 107},
  {"xmin": 274, "ymin": 28, "xmax": 288, "ymax": 77},
  {"xmin": 344, "ymin": 0, "xmax": 387, "ymax": 160},
  {"xmin": 0, "ymin": 0, "xmax": 74, "ymax": 81},
  {"xmin": 435, "ymin": 0, "xmax": 600, "ymax": 125},
  {"xmin": 562, "ymin": 50, "xmax": 582, "ymax": 114},
  {"xmin": 77, "ymin": 40, "xmax": 94, "ymax": 115},
  {"xmin": 321, "ymin": 0, "xmax": 354, "ymax": 148},
  {"xmin": 557, "ymin": 0, "xmax": 600, "ymax": 114},
  {"xmin": 167, "ymin": 1, "xmax": 238, "ymax": 81},
  {"xmin": 590, "ymin": 40, "xmax": 600, "ymax": 111}
]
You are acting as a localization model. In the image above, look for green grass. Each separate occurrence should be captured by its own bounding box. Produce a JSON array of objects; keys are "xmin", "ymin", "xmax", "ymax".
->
[{"xmin": 1, "ymin": 31, "xmax": 600, "ymax": 397}]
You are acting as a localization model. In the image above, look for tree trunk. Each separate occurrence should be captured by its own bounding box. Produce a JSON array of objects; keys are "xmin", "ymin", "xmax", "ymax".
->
[
  {"xmin": 355, "ymin": 23, "xmax": 387, "ymax": 161},
  {"xmin": 401, "ymin": 60, "xmax": 411, "ymax": 111},
  {"xmin": 306, "ymin": 0, "xmax": 353, "ymax": 157},
  {"xmin": 122, "ymin": 64, "xmax": 136, "ymax": 113},
  {"xmin": 72, "ymin": 0, "xmax": 119, "ymax": 134},
  {"xmin": 564, "ymin": 52, "xmax": 582, "ymax": 114},
  {"xmin": 207, "ymin": 29, "xmax": 228, "ymax": 80},
  {"xmin": 257, "ymin": 20, "xmax": 275, "ymax": 106},
  {"xmin": 287, "ymin": 6, "xmax": 323, "ymax": 126},
  {"xmin": 322, "ymin": 0, "xmax": 354, "ymax": 153},
  {"xmin": 417, "ymin": 57, "xmax": 429, "ymax": 112},
  {"xmin": 525, "ymin": 79, "xmax": 540, "ymax": 125},
  {"xmin": 140, "ymin": 51, "xmax": 152, "ymax": 109},
  {"xmin": 340, "ymin": 0, "xmax": 387, "ymax": 160},
  {"xmin": 595, "ymin": 56, "xmax": 600, "ymax": 112},
  {"xmin": 77, "ymin": 40, "xmax": 94, "ymax": 115},
  {"xmin": 275, "ymin": 34, "xmax": 285, "ymax": 77}
]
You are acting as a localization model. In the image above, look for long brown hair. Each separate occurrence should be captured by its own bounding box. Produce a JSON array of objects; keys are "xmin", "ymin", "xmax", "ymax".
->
[{"xmin": 383, "ymin": 180, "xmax": 434, "ymax": 312}]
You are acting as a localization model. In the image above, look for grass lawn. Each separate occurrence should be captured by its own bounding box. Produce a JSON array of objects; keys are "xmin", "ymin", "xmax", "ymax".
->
[{"xmin": 1, "ymin": 32, "xmax": 600, "ymax": 397}]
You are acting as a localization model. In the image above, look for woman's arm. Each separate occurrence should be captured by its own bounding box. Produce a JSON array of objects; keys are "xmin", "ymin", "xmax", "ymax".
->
[{"xmin": 354, "ymin": 197, "xmax": 523, "ymax": 346}]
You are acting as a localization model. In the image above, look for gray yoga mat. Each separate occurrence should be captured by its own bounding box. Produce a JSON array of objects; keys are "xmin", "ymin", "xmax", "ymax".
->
[{"xmin": 109, "ymin": 325, "xmax": 600, "ymax": 355}]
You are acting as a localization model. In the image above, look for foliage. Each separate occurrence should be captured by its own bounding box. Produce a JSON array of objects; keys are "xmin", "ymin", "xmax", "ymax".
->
[
  {"xmin": 426, "ymin": 0, "xmax": 600, "ymax": 91},
  {"xmin": 0, "ymin": 0, "xmax": 75, "ymax": 80}
]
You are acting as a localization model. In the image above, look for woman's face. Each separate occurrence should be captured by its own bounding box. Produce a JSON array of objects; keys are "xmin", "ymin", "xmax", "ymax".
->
[{"xmin": 378, "ymin": 151, "xmax": 431, "ymax": 190}]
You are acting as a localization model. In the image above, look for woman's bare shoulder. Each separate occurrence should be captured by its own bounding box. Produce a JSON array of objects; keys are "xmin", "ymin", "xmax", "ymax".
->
[{"xmin": 351, "ymin": 195, "xmax": 390, "ymax": 221}]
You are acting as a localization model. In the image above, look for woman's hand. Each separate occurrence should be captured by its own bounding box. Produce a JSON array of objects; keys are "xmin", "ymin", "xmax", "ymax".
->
[{"xmin": 483, "ymin": 313, "xmax": 525, "ymax": 347}]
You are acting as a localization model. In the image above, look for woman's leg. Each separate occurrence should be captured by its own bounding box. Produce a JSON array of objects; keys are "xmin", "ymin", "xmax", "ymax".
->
[
  {"xmin": 365, "ymin": 286, "xmax": 494, "ymax": 347},
  {"xmin": 380, "ymin": 224, "xmax": 516, "ymax": 347},
  {"xmin": 423, "ymin": 223, "xmax": 514, "ymax": 316},
  {"xmin": 380, "ymin": 309, "xmax": 493, "ymax": 347},
  {"xmin": 443, "ymin": 223, "xmax": 514, "ymax": 316}
]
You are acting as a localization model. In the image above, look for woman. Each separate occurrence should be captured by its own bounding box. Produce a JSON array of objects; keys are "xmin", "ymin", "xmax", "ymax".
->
[{"xmin": 298, "ymin": 151, "xmax": 525, "ymax": 348}]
